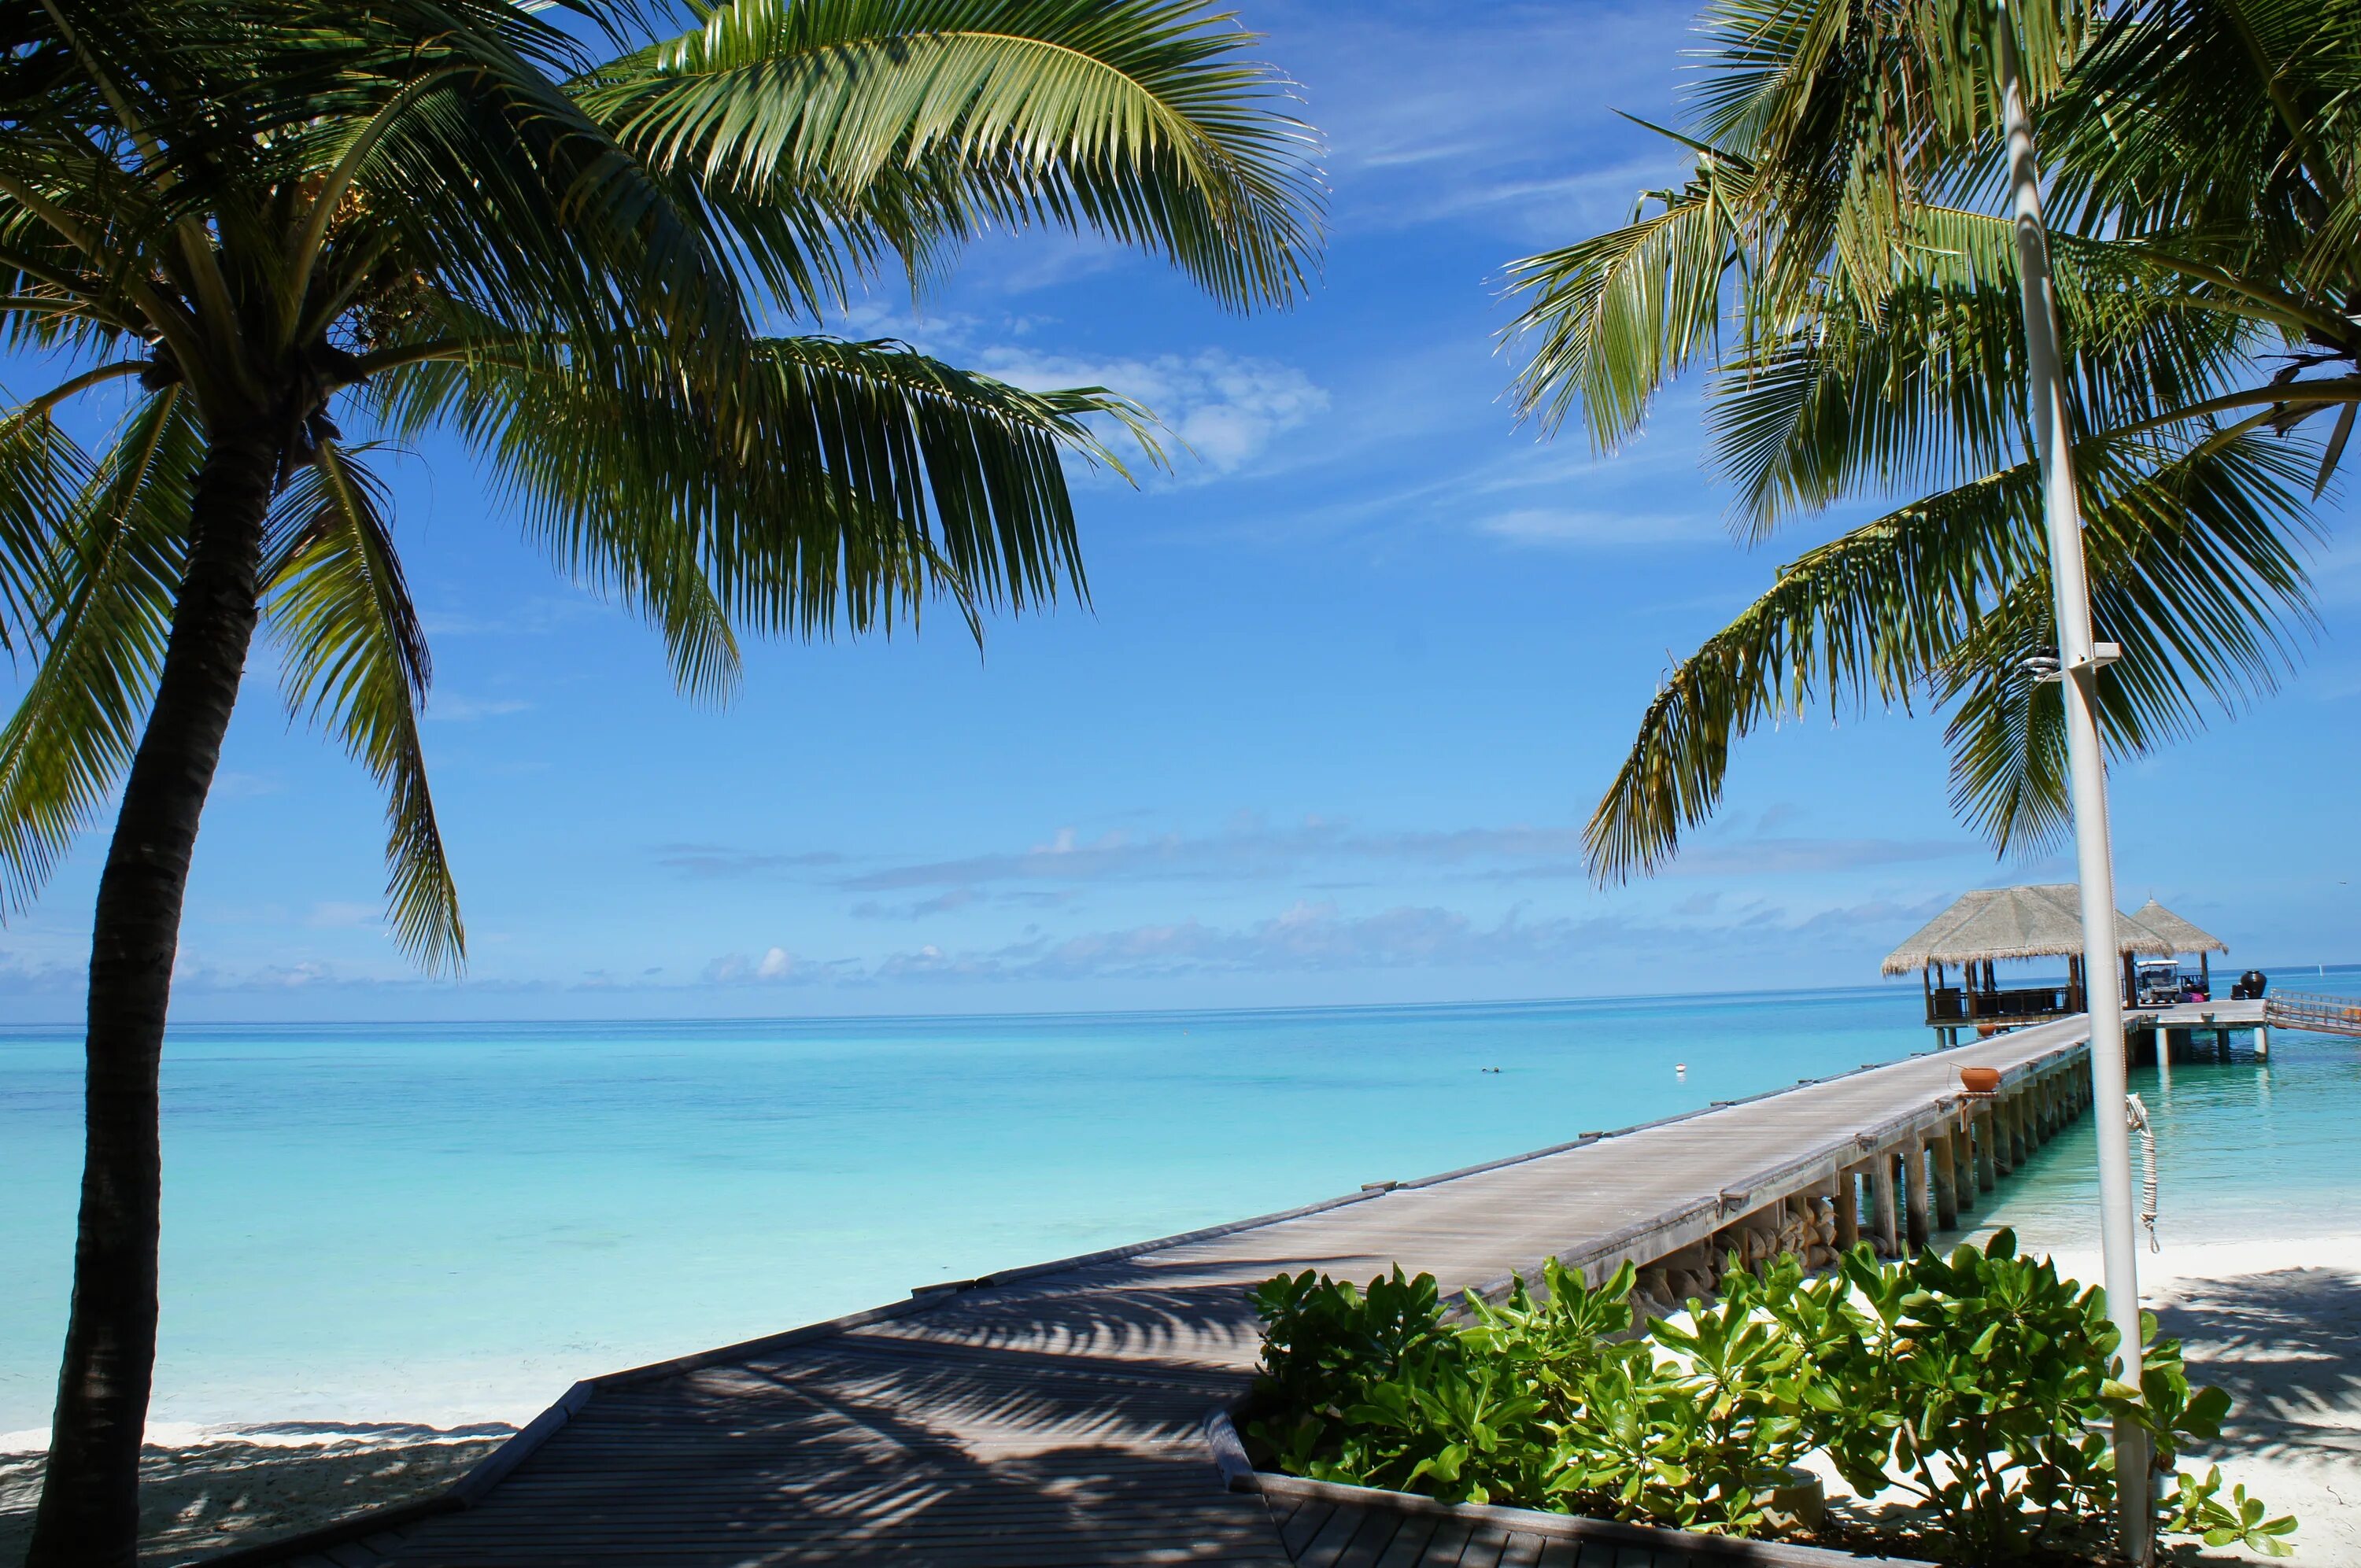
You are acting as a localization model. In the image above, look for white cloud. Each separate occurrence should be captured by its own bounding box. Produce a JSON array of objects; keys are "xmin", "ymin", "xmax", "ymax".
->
[
  {"xmin": 426, "ymin": 695, "xmax": 530, "ymax": 722},
  {"xmin": 1478, "ymin": 507, "xmax": 1721, "ymax": 549},
  {"xmin": 702, "ymin": 946, "xmax": 809, "ymax": 985},
  {"xmin": 668, "ymin": 815, "xmax": 1975, "ymax": 897},
  {"xmin": 975, "ymin": 348, "xmax": 1329, "ymax": 477}
]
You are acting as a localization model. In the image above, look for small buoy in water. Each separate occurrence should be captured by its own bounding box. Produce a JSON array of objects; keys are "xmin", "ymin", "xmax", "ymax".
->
[
  {"xmin": 1480, "ymin": 1066, "xmax": 1502, "ymax": 1074},
  {"xmin": 1676, "ymin": 1063, "xmax": 1687, "ymax": 1077}
]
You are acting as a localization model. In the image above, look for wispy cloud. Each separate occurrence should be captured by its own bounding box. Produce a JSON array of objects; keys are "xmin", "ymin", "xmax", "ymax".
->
[
  {"xmin": 977, "ymin": 347, "xmax": 1330, "ymax": 477},
  {"xmin": 657, "ymin": 843, "xmax": 850, "ymax": 877},
  {"xmin": 860, "ymin": 891, "xmax": 1958, "ymax": 985},
  {"xmin": 660, "ymin": 817, "xmax": 1977, "ymax": 898},
  {"xmin": 1478, "ymin": 507, "xmax": 1722, "ymax": 549},
  {"xmin": 425, "ymin": 695, "xmax": 530, "ymax": 722},
  {"xmin": 703, "ymin": 946, "xmax": 808, "ymax": 985}
]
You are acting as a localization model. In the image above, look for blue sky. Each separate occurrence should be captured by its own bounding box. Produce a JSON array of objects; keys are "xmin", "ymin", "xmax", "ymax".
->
[{"xmin": 5, "ymin": 1, "xmax": 2358, "ymax": 1023}]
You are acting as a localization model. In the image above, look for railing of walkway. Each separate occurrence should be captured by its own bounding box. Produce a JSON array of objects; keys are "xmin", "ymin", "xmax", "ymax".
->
[{"xmin": 2264, "ymin": 991, "xmax": 2361, "ymax": 1038}]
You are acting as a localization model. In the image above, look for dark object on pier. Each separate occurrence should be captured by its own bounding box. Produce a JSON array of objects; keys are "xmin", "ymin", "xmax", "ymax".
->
[{"xmin": 2230, "ymin": 968, "xmax": 2268, "ymax": 1000}]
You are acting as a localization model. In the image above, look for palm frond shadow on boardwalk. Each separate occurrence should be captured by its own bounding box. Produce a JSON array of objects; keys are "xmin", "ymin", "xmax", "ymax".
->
[{"xmin": 386, "ymin": 1253, "xmax": 1297, "ymax": 1566}]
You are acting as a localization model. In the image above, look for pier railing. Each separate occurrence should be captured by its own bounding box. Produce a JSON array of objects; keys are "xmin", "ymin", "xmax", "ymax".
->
[{"xmin": 2264, "ymin": 991, "xmax": 2361, "ymax": 1038}]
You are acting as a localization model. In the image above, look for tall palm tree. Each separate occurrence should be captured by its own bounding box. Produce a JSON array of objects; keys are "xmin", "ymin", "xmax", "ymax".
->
[
  {"xmin": 1, "ymin": 2, "xmax": 1319, "ymax": 1560},
  {"xmin": 1506, "ymin": 0, "xmax": 2355, "ymax": 880}
]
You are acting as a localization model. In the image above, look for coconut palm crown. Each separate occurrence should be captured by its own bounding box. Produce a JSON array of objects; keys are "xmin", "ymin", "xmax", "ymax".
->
[
  {"xmin": 1507, "ymin": 0, "xmax": 2355, "ymax": 880},
  {"xmin": 1, "ymin": 1, "xmax": 1320, "ymax": 1561}
]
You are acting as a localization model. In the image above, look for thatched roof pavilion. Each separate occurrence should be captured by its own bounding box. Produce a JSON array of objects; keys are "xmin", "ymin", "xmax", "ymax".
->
[
  {"xmin": 1882, "ymin": 884, "xmax": 2171, "ymax": 976},
  {"xmin": 2126, "ymin": 898, "xmax": 2226, "ymax": 957},
  {"xmin": 1886, "ymin": 884, "xmax": 2186, "ymax": 1035},
  {"xmin": 1888, "ymin": 886, "xmax": 2241, "ymax": 1036}
]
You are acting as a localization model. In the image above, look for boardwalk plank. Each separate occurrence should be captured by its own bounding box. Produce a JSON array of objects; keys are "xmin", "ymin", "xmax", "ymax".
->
[
  {"xmin": 1369, "ymin": 1512, "xmax": 1441, "ymax": 1568},
  {"xmin": 1282, "ymin": 1500, "xmax": 1340, "ymax": 1559}
]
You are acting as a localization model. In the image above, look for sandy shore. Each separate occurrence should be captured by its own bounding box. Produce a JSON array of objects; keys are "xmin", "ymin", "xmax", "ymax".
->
[
  {"xmin": 0, "ymin": 1426, "xmax": 508, "ymax": 1566},
  {"xmin": 2059, "ymin": 1238, "xmax": 2361, "ymax": 1567},
  {"xmin": 2, "ymin": 1240, "xmax": 2352, "ymax": 1565}
]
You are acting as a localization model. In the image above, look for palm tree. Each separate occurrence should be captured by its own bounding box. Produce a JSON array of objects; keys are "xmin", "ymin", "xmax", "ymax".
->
[
  {"xmin": 1505, "ymin": 0, "xmax": 2354, "ymax": 880},
  {"xmin": 2, "ymin": 2, "xmax": 1318, "ymax": 1560}
]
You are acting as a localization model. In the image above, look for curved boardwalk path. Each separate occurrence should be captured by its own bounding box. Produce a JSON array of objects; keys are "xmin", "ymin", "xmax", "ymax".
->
[{"xmin": 235, "ymin": 1017, "xmax": 2095, "ymax": 1568}]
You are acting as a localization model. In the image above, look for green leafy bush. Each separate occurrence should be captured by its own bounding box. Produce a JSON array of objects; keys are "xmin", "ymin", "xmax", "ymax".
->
[{"xmin": 1245, "ymin": 1232, "xmax": 2294, "ymax": 1561}]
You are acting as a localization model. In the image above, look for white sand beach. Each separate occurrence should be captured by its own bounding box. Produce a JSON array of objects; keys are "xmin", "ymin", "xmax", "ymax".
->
[
  {"xmin": 2052, "ymin": 1238, "xmax": 2361, "ymax": 1567},
  {"xmin": 0, "ymin": 1426, "xmax": 506, "ymax": 1565}
]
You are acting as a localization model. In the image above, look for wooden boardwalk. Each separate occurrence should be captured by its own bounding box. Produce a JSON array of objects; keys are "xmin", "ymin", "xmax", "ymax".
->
[{"xmin": 227, "ymin": 1018, "xmax": 2096, "ymax": 1568}]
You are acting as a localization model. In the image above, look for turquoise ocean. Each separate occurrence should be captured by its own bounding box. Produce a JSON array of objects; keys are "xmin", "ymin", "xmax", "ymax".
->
[{"xmin": 5, "ymin": 976, "xmax": 2359, "ymax": 1442}]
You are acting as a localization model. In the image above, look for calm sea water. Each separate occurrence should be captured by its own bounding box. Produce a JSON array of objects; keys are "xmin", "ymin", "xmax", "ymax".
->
[{"xmin": 4, "ymin": 979, "xmax": 2357, "ymax": 1441}]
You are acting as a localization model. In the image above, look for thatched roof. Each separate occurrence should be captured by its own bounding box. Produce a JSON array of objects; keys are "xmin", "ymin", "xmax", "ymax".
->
[
  {"xmin": 1882, "ymin": 884, "xmax": 2176, "ymax": 974},
  {"xmin": 2127, "ymin": 898, "xmax": 2227, "ymax": 955}
]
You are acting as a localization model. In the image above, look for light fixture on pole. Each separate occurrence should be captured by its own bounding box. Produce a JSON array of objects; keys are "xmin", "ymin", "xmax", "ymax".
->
[{"xmin": 1989, "ymin": 7, "xmax": 2153, "ymax": 1562}]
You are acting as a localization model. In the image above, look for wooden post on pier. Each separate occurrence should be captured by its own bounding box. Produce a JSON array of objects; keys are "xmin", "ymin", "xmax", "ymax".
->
[
  {"xmin": 1973, "ymin": 1107, "xmax": 1997, "ymax": 1190},
  {"xmin": 1870, "ymin": 1153, "xmax": 1900, "ymax": 1256},
  {"xmin": 1991, "ymin": 1101, "xmax": 2015, "ymax": 1177},
  {"xmin": 2008, "ymin": 1092, "xmax": 2030, "ymax": 1166},
  {"xmin": 1931, "ymin": 1130, "xmax": 1960, "ymax": 1229},
  {"xmin": 2256, "ymin": 1024, "xmax": 2270, "ymax": 1059},
  {"xmin": 1833, "ymin": 1166, "xmax": 1860, "ymax": 1249},
  {"xmin": 1901, "ymin": 1140, "xmax": 1931, "ymax": 1251}
]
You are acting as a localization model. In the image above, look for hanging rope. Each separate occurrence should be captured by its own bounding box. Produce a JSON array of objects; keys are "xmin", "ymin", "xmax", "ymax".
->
[{"xmin": 2126, "ymin": 1094, "xmax": 2160, "ymax": 1252}]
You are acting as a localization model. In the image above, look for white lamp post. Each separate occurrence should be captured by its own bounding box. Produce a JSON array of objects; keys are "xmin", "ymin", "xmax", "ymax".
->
[{"xmin": 1990, "ymin": 9, "xmax": 2152, "ymax": 1562}]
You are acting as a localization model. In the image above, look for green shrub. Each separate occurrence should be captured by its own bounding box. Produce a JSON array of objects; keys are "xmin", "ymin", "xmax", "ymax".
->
[{"xmin": 1245, "ymin": 1231, "xmax": 2294, "ymax": 1560}]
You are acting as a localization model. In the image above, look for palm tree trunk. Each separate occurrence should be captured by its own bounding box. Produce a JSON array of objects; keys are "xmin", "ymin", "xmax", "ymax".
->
[{"xmin": 26, "ymin": 419, "xmax": 283, "ymax": 1568}]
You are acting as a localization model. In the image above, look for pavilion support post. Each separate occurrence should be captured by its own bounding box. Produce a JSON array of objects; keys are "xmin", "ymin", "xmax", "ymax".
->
[
  {"xmin": 2256, "ymin": 1025, "xmax": 2270, "ymax": 1059},
  {"xmin": 1902, "ymin": 1140, "xmax": 1931, "ymax": 1251},
  {"xmin": 1870, "ymin": 1153, "xmax": 1900, "ymax": 1256},
  {"xmin": 1833, "ymin": 1167, "xmax": 1860, "ymax": 1250},
  {"xmin": 1931, "ymin": 1131, "xmax": 1960, "ymax": 1229}
]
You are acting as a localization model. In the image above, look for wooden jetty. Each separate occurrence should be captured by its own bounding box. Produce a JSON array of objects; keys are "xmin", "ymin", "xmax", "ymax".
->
[
  {"xmin": 226, "ymin": 1017, "xmax": 2102, "ymax": 1568},
  {"xmin": 2260, "ymin": 990, "xmax": 2361, "ymax": 1039}
]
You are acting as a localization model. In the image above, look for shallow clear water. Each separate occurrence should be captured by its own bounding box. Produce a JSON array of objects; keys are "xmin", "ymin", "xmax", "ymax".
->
[
  {"xmin": 1968, "ymin": 974, "xmax": 2361, "ymax": 1255},
  {"xmin": 3, "ymin": 979, "xmax": 2357, "ymax": 1439}
]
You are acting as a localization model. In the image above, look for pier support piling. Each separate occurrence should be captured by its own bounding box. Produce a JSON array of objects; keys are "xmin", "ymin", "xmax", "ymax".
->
[
  {"xmin": 1870, "ymin": 1154, "xmax": 1900, "ymax": 1256},
  {"xmin": 1833, "ymin": 1167, "xmax": 1860, "ymax": 1250},
  {"xmin": 1931, "ymin": 1131, "xmax": 1960, "ymax": 1230},
  {"xmin": 1902, "ymin": 1140, "xmax": 1931, "ymax": 1251}
]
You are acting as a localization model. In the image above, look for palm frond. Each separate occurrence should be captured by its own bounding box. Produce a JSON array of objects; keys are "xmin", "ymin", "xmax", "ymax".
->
[
  {"xmin": 0, "ymin": 386, "xmax": 194, "ymax": 911},
  {"xmin": 263, "ymin": 441, "xmax": 463, "ymax": 970},
  {"xmin": 1506, "ymin": 157, "xmax": 1752, "ymax": 447},
  {"xmin": 581, "ymin": 0, "xmax": 1323, "ymax": 313},
  {"xmin": 0, "ymin": 399, "xmax": 91, "ymax": 651},
  {"xmin": 1713, "ymin": 212, "xmax": 2258, "ymax": 532},
  {"xmin": 380, "ymin": 332, "xmax": 1153, "ymax": 671},
  {"xmin": 1584, "ymin": 427, "xmax": 2315, "ymax": 881}
]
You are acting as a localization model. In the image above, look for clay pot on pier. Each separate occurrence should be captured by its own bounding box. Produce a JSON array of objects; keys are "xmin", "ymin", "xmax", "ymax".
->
[{"xmin": 1960, "ymin": 1065, "xmax": 2002, "ymax": 1094}]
